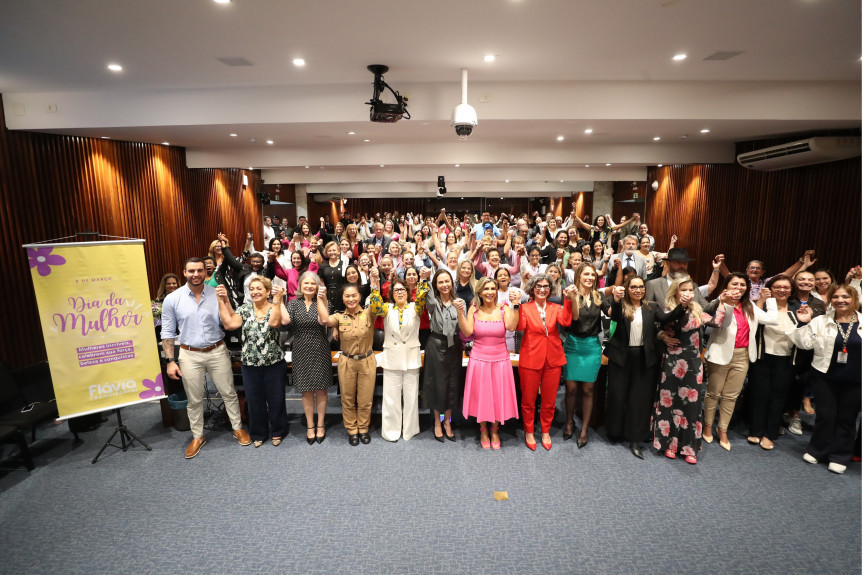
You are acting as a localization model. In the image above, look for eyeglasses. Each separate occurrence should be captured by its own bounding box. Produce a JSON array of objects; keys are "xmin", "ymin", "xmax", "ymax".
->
[
  {"xmin": 748, "ymin": 266, "xmax": 763, "ymax": 271},
  {"xmin": 771, "ymin": 286, "xmax": 792, "ymax": 291},
  {"xmin": 392, "ymin": 288, "xmax": 408, "ymax": 293},
  {"xmin": 535, "ymin": 285, "xmax": 551, "ymax": 291},
  {"xmin": 628, "ymin": 285, "xmax": 646, "ymax": 290}
]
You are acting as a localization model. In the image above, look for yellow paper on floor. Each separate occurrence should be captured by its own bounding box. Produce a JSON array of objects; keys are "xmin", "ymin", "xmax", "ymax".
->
[{"xmin": 493, "ymin": 491, "xmax": 509, "ymax": 501}]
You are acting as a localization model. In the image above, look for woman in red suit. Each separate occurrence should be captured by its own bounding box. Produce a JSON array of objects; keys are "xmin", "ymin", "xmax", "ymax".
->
[{"xmin": 516, "ymin": 273, "xmax": 576, "ymax": 451}]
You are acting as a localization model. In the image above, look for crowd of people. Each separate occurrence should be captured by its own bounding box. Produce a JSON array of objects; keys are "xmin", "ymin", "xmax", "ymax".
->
[{"xmin": 152, "ymin": 205, "xmax": 862, "ymax": 473}]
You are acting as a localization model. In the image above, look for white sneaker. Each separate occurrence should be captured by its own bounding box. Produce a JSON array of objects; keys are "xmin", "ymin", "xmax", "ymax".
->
[
  {"xmin": 802, "ymin": 453, "xmax": 818, "ymax": 464},
  {"xmin": 787, "ymin": 416, "xmax": 803, "ymax": 436},
  {"xmin": 828, "ymin": 462, "xmax": 847, "ymax": 474}
]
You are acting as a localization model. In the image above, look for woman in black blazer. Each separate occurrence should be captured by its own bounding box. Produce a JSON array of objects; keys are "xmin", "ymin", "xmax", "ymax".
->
[{"xmin": 602, "ymin": 275, "xmax": 683, "ymax": 459}]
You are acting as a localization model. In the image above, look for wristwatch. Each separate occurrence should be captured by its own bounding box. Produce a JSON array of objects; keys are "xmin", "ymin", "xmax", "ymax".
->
[
  {"xmin": 166, "ymin": 358, "xmax": 176, "ymax": 364},
  {"xmin": 512, "ymin": 304, "xmax": 520, "ymax": 310}
]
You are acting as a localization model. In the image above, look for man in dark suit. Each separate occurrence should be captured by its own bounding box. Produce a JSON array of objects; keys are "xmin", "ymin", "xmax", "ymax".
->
[{"xmin": 364, "ymin": 221, "xmax": 392, "ymax": 254}]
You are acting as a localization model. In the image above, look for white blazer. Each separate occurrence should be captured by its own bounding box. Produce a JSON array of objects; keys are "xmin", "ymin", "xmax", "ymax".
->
[
  {"xmin": 787, "ymin": 310, "xmax": 863, "ymax": 374},
  {"xmin": 379, "ymin": 304, "xmax": 422, "ymax": 371},
  {"xmin": 705, "ymin": 298, "xmax": 778, "ymax": 365}
]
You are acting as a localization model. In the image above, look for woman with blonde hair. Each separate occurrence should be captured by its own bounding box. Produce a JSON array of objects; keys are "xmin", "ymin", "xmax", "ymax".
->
[
  {"xmin": 456, "ymin": 277, "xmax": 520, "ymax": 450},
  {"xmin": 653, "ymin": 276, "xmax": 726, "ymax": 464},
  {"xmin": 562, "ymin": 263, "xmax": 605, "ymax": 447}
]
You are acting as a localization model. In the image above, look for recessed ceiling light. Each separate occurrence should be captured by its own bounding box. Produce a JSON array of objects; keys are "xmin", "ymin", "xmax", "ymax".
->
[
  {"xmin": 101, "ymin": 136, "xmax": 110, "ymax": 139},
  {"xmin": 584, "ymin": 128, "xmax": 593, "ymax": 134},
  {"xmin": 292, "ymin": 58, "xmax": 306, "ymax": 67},
  {"xmin": 505, "ymin": 180, "xmax": 510, "ymax": 183},
  {"xmin": 347, "ymin": 131, "xmax": 356, "ymax": 135},
  {"xmin": 556, "ymin": 135, "xmax": 565, "ymax": 141},
  {"xmin": 560, "ymin": 180, "xmax": 564, "ymax": 183},
  {"xmin": 585, "ymin": 164, "xmax": 589, "ymax": 168},
  {"xmin": 379, "ymin": 164, "xmax": 385, "ymax": 168},
  {"xmin": 672, "ymin": 54, "xmax": 687, "ymax": 61},
  {"xmin": 266, "ymin": 140, "xmax": 274, "ymax": 144},
  {"xmin": 229, "ymin": 133, "xmax": 237, "ymax": 137},
  {"xmin": 484, "ymin": 54, "xmax": 497, "ymax": 63},
  {"xmin": 363, "ymin": 139, "xmax": 370, "ymax": 142},
  {"xmin": 658, "ymin": 164, "xmax": 663, "ymax": 167},
  {"xmin": 653, "ymin": 136, "xmax": 661, "ymax": 141},
  {"xmin": 248, "ymin": 166, "xmax": 254, "ymax": 169},
  {"xmin": 213, "ymin": 0, "xmax": 230, "ymax": 4},
  {"xmin": 161, "ymin": 142, "xmax": 170, "ymax": 146},
  {"xmin": 107, "ymin": 64, "xmax": 123, "ymax": 72},
  {"xmin": 454, "ymin": 164, "xmax": 460, "ymax": 167},
  {"xmin": 606, "ymin": 163, "xmax": 612, "ymax": 166},
  {"xmin": 305, "ymin": 165, "xmax": 310, "ymax": 169},
  {"xmin": 500, "ymin": 197, "xmax": 504, "ymax": 200},
  {"xmin": 700, "ymin": 128, "xmax": 710, "ymax": 133}
]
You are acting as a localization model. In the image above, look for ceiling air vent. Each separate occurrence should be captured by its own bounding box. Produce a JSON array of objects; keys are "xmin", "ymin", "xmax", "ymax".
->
[
  {"xmin": 737, "ymin": 137, "xmax": 861, "ymax": 171},
  {"xmin": 216, "ymin": 57, "xmax": 253, "ymax": 67}
]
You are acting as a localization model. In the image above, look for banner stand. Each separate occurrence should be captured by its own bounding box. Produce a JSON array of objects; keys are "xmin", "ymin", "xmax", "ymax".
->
[{"xmin": 91, "ymin": 408, "xmax": 152, "ymax": 464}]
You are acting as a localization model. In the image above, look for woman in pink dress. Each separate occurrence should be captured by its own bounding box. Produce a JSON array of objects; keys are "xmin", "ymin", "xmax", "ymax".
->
[{"xmin": 455, "ymin": 277, "xmax": 520, "ymax": 450}]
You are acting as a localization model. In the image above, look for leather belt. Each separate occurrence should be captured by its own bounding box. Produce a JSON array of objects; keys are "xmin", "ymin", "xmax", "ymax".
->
[
  {"xmin": 343, "ymin": 350, "xmax": 374, "ymax": 360},
  {"xmin": 180, "ymin": 340, "xmax": 224, "ymax": 353}
]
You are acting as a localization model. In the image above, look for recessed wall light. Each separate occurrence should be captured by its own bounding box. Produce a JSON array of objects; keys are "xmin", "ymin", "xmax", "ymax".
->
[
  {"xmin": 161, "ymin": 142, "xmax": 170, "ymax": 145},
  {"xmin": 292, "ymin": 58, "xmax": 306, "ymax": 67},
  {"xmin": 556, "ymin": 135, "xmax": 565, "ymax": 141},
  {"xmin": 700, "ymin": 128, "xmax": 710, "ymax": 133},
  {"xmin": 248, "ymin": 166, "xmax": 254, "ymax": 169},
  {"xmin": 672, "ymin": 54, "xmax": 687, "ymax": 61},
  {"xmin": 584, "ymin": 128, "xmax": 593, "ymax": 134},
  {"xmin": 484, "ymin": 54, "xmax": 496, "ymax": 63},
  {"xmin": 653, "ymin": 136, "xmax": 661, "ymax": 141},
  {"xmin": 107, "ymin": 64, "xmax": 123, "ymax": 72},
  {"xmin": 266, "ymin": 140, "xmax": 274, "ymax": 144},
  {"xmin": 101, "ymin": 136, "xmax": 110, "ymax": 139},
  {"xmin": 658, "ymin": 164, "xmax": 663, "ymax": 167},
  {"xmin": 229, "ymin": 133, "xmax": 238, "ymax": 137},
  {"xmin": 347, "ymin": 131, "xmax": 356, "ymax": 135}
]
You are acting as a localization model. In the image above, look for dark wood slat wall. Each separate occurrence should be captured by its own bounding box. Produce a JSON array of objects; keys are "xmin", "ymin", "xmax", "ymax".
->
[
  {"xmin": 645, "ymin": 159, "xmax": 861, "ymax": 289},
  {"xmin": 0, "ymin": 106, "xmax": 261, "ymax": 369}
]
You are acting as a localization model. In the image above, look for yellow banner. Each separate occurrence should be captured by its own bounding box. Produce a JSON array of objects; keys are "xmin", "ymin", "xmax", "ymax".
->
[{"xmin": 25, "ymin": 241, "xmax": 165, "ymax": 419}]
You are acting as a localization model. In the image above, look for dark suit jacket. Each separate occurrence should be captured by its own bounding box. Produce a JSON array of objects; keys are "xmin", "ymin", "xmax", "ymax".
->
[
  {"xmin": 516, "ymin": 299, "xmax": 573, "ymax": 369},
  {"xmin": 644, "ymin": 276, "xmax": 708, "ymax": 308},
  {"xmin": 364, "ymin": 235, "xmax": 392, "ymax": 253},
  {"xmin": 601, "ymin": 297, "xmax": 684, "ymax": 370}
]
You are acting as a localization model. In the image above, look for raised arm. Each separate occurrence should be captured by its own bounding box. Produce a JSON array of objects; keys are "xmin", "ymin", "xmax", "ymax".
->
[
  {"xmin": 455, "ymin": 300, "xmax": 475, "ymax": 337},
  {"xmin": 216, "ymin": 285, "xmax": 242, "ymax": 331},
  {"xmin": 572, "ymin": 213, "xmax": 592, "ymax": 232},
  {"xmin": 316, "ymin": 286, "xmax": 337, "ymax": 327},
  {"xmin": 780, "ymin": 249, "xmax": 816, "ymax": 279},
  {"xmin": 269, "ymin": 287, "xmax": 284, "ymax": 328}
]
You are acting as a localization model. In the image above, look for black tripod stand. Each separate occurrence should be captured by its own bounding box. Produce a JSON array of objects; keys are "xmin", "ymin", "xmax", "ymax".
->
[{"xmin": 91, "ymin": 408, "xmax": 152, "ymax": 464}]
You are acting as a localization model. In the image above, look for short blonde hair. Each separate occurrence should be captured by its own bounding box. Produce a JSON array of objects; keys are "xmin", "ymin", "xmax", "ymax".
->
[{"xmin": 249, "ymin": 276, "xmax": 273, "ymax": 293}]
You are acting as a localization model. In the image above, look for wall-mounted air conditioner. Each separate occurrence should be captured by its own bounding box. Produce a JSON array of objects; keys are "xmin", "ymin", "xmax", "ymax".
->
[{"xmin": 737, "ymin": 137, "xmax": 860, "ymax": 171}]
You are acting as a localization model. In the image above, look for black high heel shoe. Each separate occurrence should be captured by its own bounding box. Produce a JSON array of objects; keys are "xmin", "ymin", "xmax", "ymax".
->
[
  {"xmin": 316, "ymin": 424, "xmax": 326, "ymax": 444},
  {"xmin": 563, "ymin": 422, "xmax": 574, "ymax": 442},
  {"xmin": 306, "ymin": 426, "xmax": 315, "ymax": 446}
]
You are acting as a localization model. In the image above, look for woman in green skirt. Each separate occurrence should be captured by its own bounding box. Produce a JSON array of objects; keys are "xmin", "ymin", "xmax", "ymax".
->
[{"xmin": 562, "ymin": 263, "xmax": 604, "ymax": 448}]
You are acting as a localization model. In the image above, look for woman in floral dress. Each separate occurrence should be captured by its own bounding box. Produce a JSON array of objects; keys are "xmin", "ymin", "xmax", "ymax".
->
[{"xmin": 653, "ymin": 276, "xmax": 726, "ymax": 464}]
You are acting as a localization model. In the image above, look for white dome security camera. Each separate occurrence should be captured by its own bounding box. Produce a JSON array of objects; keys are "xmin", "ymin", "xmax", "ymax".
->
[{"xmin": 452, "ymin": 103, "xmax": 478, "ymax": 138}]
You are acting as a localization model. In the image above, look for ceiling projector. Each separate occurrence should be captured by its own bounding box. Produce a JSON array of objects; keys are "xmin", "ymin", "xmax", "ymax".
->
[{"xmin": 366, "ymin": 65, "xmax": 409, "ymax": 123}]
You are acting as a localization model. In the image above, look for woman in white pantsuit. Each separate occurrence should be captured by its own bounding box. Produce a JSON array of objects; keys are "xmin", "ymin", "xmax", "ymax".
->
[{"xmin": 368, "ymin": 266, "xmax": 431, "ymax": 441}]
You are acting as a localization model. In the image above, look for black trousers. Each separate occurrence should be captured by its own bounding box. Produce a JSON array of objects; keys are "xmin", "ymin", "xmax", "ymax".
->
[
  {"xmin": 747, "ymin": 353, "xmax": 794, "ymax": 440},
  {"xmin": 606, "ymin": 347, "xmax": 656, "ymax": 443},
  {"xmin": 241, "ymin": 360, "xmax": 288, "ymax": 442},
  {"xmin": 808, "ymin": 376, "xmax": 861, "ymax": 466}
]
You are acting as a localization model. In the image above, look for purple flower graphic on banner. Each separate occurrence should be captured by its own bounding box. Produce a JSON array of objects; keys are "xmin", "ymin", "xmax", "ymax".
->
[
  {"xmin": 27, "ymin": 247, "xmax": 66, "ymax": 277},
  {"xmin": 139, "ymin": 373, "xmax": 164, "ymax": 399}
]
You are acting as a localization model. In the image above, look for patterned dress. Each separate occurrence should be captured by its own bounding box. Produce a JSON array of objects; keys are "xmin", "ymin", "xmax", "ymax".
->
[
  {"xmin": 288, "ymin": 298, "xmax": 332, "ymax": 391},
  {"xmin": 653, "ymin": 306, "xmax": 726, "ymax": 456}
]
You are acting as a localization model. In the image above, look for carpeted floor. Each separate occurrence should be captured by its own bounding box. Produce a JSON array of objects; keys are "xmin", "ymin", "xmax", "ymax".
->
[{"xmin": 0, "ymin": 393, "xmax": 859, "ymax": 575}]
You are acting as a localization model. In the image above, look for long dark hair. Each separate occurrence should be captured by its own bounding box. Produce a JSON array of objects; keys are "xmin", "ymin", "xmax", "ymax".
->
[
  {"xmin": 431, "ymin": 268, "xmax": 454, "ymax": 302},
  {"xmin": 291, "ymin": 251, "xmax": 310, "ymax": 275},
  {"xmin": 722, "ymin": 272, "xmax": 754, "ymax": 319}
]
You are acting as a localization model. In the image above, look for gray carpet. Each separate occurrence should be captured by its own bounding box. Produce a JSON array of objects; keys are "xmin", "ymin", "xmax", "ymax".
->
[{"xmin": 0, "ymin": 397, "xmax": 859, "ymax": 575}]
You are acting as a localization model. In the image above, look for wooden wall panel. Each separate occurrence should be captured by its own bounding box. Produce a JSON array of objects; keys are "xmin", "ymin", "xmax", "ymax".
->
[
  {"xmin": 646, "ymin": 159, "xmax": 861, "ymax": 290},
  {"xmin": 0, "ymin": 105, "xmax": 262, "ymax": 369}
]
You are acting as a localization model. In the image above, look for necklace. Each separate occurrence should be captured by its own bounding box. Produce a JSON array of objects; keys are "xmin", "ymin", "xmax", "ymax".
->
[
  {"xmin": 254, "ymin": 304, "xmax": 271, "ymax": 320},
  {"xmin": 836, "ymin": 317, "xmax": 857, "ymax": 355}
]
